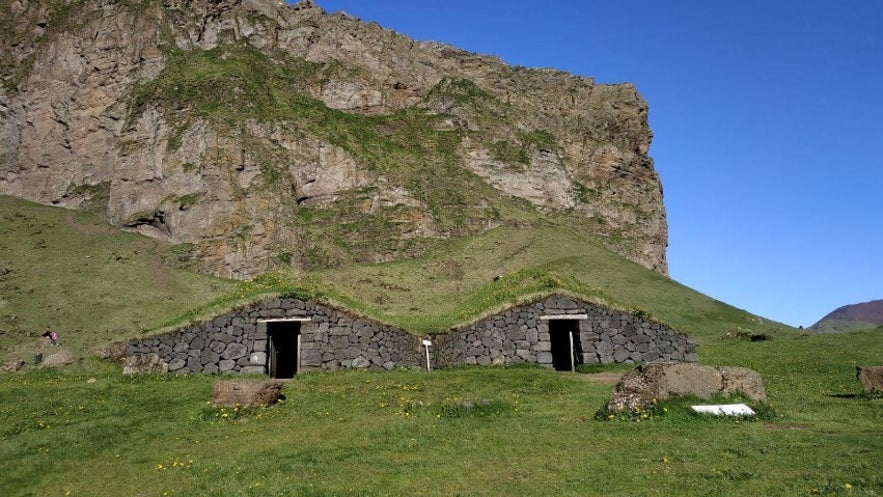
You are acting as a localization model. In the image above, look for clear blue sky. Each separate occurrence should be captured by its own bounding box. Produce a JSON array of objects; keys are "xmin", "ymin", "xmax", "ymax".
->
[{"xmin": 312, "ymin": 1, "xmax": 882, "ymax": 328}]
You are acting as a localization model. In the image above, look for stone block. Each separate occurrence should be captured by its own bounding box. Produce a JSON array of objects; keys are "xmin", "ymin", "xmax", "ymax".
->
[
  {"xmin": 212, "ymin": 380, "xmax": 284, "ymax": 408},
  {"xmin": 533, "ymin": 342, "xmax": 551, "ymax": 352},
  {"xmin": 219, "ymin": 359, "xmax": 236, "ymax": 372},
  {"xmin": 222, "ymin": 343, "xmax": 248, "ymax": 360},
  {"xmin": 613, "ymin": 347, "xmax": 630, "ymax": 363},
  {"xmin": 536, "ymin": 352, "xmax": 553, "ymax": 364},
  {"xmin": 240, "ymin": 365, "xmax": 265, "ymax": 375},
  {"xmin": 202, "ymin": 350, "xmax": 219, "ymax": 365},
  {"xmin": 168, "ymin": 358, "xmax": 187, "ymax": 372}
]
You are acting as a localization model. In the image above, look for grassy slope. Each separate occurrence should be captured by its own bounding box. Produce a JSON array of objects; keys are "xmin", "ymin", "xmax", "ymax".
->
[
  {"xmin": 2, "ymin": 194, "xmax": 780, "ymax": 362},
  {"xmin": 0, "ymin": 195, "xmax": 232, "ymax": 360},
  {"xmin": 309, "ymin": 224, "xmax": 772, "ymax": 343}
]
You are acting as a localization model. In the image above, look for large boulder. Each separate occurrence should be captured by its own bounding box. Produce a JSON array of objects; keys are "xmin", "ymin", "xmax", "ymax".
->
[
  {"xmin": 856, "ymin": 366, "xmax": 883, "ymax": 394},
  {"xmin": 212, "ymin": 380, "xmax": 285, "ymax": 408},
  {"xmin": 42, "ymin": 350, "xmax": 75, "ymax": 368},
  {"xmin": 122, "ymin": 353, "xmax": 169, "ymax": 375},
  {"xmin": 607, "ymin": 362, "xmax": 766, "ymax": 411}
]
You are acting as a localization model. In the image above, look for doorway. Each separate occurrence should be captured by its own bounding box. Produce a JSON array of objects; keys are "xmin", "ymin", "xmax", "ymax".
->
[
  {"xmin": 268, "ymin": 321, "xmax": 301, "ymax": 378},
  {"xmin": 548, "ymin": 320, "xmax": 583, "ymax": 371}
]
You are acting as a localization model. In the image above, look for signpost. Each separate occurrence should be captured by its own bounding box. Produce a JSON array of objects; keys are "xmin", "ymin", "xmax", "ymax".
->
[
  {"xmin": 422, "ymin": 339, "xmax": 432, "ymax": 372},
  {"xmin": 569, "ymin": 331, "xmax": 575, "ymax": 373}
]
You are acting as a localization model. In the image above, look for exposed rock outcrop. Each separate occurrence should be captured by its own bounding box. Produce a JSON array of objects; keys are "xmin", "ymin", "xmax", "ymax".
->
[
  {"xmin": 607, "ymin": 362, "xmax": 767, "ymax": 411},
  {"xmin": 1, "ymin": 0, "xmax": 669, "ymax": 278}
]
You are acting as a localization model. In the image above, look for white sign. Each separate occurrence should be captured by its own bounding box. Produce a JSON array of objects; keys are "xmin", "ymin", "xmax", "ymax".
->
[
  {"xmin": 691, "ymin": 404, "xmax": 756, "ymax": 416},
  {"xmin": 422, "ymin": 339, "xmax": 432, "ymax": 346}
]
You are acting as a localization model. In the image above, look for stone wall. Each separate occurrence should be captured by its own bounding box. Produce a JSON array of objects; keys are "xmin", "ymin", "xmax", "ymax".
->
[
  {"xmin": 434, "ymin": 295, "xmax": 696, "ymax": 368},
  {"xmin": 127, "ymin": 294, "xmax": 696, "ymax": 375},
  {"xmin": 127, "ymin": 298, "xmax": 423, "ymax": 375}
]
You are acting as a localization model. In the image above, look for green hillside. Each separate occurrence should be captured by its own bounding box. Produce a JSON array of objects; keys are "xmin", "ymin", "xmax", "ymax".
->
[
  {"xmin": 1, "ymin": 194, "xmax": 784, "ymax": 363},
  {"xmin": 0, "ymin": 195, "xmax": 232, "ymax": 361}
]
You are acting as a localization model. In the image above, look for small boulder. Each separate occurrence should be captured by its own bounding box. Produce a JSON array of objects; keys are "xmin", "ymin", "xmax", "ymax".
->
[
  {"xmin": 42, "ymin": 350, "xmax": 75, "ymax": 368},
  {"xmin": 607, "ymin": 362, "xmax": 767, "ymax": 411},
  {"xmin": 856, "ymin": 366, "xmax": 883, "ymax": 394},
  {"xmin": 94, "ymin": 342, "xmax": 128, "ymax": 362},
  {"xmin": 1, "ymin": 358, "xmax": 26, "ymax": 372},
  {"xmin": 212, "ymin": 380, "xmax": 285, "ymax": 408},
  {"xmin": 718, "ymin": 366, "xmax": 767, "ymax": 402},
  {"xmin": 122, "ymin": 353, "xmax": 169, "ymax": 375}
]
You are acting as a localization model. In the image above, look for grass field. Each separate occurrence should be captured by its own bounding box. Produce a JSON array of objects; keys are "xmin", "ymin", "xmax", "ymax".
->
[
  {"xmin": 1, "ymin": 196, "xmax": 880, "ymax": 496},
  {"xmin": 1, "ymin": 330, "xmax": 880, "ymax": 496}
]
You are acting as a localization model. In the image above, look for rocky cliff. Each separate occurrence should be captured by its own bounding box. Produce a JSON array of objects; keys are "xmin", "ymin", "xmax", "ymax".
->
[{"xmin": 0, "ymin": 0, "xmax": 668, "ymax": 278}]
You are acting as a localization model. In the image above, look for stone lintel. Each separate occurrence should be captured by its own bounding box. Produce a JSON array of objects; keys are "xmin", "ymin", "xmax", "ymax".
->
[
  {"xmin": 257, "ymin": 317, "xmax": 312, "ymax": 323},
  {"xmin": 539, "ymin": 314, "xmax": 589, "ymax": 321}
]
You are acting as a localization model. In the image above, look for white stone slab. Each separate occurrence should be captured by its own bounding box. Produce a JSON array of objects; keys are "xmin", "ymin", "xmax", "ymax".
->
[
  {"xmin": 539, "ymin": 314, "xmax": 589, "ymax": 321},
  {"xmin": 257, "ymin": 317, "xmax": 312, "ymax": 323},
  {"xmin": 691, "ymin": 404, "xmax": 755, "ymax": 416}
]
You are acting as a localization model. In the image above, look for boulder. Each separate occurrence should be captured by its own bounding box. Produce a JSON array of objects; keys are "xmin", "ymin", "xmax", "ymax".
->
[
  {"xmin": 607, "ymin": 362, "xmax": 767, "ymax": 411},
  {"xmin": 856, "ymin": 366, "xmax": 883, "ymax": 394},
  {"xmin": 122, "ymin": 353, "xmax": 169, "ymax": 375},
  {"xmin": 719, "ymin": 366, "xmax": 767, "ymax": 401},
  {"xmin": 94, "ymin": 342, "xmax": 128, "ymax": 362},
  {"xmin": 212, "ymin": 380, "xmax": 285, "ymax": 408},
  {"xmin": 1, "ymin": 358, "xmax": 26, "ymax": 372},
  {"xmin": 43, "ymin": 350, "xmax": 75, "ymax": 368}
]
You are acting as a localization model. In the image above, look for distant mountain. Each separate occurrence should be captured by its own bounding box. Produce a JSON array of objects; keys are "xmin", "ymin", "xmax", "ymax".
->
[{"xmin": 808, "ymin": 299, "xmax": 883, "ymax": 333}]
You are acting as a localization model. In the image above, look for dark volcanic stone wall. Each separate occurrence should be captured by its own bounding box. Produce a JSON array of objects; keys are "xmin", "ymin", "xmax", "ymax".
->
[
  {"xmin": 127, "ymin": 298, "xmax": 423, "ymax": 374},
  {"xmin": 127, "ymin": 294, "xmax": 696, "ymax": 374},
  {"xmin": 434, "ymin": 295, "xmax": 697, "ymax": 367}
]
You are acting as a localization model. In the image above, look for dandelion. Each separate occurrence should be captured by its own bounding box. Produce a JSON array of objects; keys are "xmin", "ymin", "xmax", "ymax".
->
[{"xmin": 845, "ymin": 483, "xmax": 853, "ymax": 490}]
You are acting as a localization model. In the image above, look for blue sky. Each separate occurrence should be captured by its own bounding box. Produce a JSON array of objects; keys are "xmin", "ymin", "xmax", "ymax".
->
[{"xmin": 312, "ymin": 1, "xmax": 882, "ymax": 328}]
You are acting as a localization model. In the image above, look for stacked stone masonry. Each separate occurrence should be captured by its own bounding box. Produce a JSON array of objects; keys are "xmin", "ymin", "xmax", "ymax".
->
[
  {"xmin": 435, "ymin": 295, "xmax": 697, "ymax": 367},
  {"xmin": 127, "ymin": 295, "xmax": 697, "ymax": 374}
]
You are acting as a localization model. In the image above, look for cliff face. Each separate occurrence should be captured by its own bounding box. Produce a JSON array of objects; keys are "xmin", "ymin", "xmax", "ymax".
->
[{"xmin": 0, "ymin": 0, "xmax": 668, "ymax": 278}]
